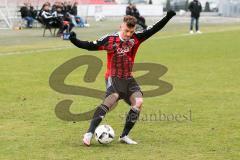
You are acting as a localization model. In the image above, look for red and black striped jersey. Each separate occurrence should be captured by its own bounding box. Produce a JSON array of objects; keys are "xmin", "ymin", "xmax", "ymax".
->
[{"xmin": 70, "ymin": 15, "xmax": 173, "ymax": 79}]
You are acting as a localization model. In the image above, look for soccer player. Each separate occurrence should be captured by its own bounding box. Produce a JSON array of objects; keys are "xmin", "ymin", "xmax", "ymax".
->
[{"xmin": 69, "ymin": 10, "xmax": 176, "ymax": 146}]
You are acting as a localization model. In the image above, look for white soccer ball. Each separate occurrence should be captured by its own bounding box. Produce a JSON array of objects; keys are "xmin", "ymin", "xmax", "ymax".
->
[{"xmin": 95, "ymin": 124, "xmax": 115, "ymax": 144}]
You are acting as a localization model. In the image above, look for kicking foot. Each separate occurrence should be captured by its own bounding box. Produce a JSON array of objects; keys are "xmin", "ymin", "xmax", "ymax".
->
[
  {"xmin": 82, "ymin": 132, "xmax": 93, "ymax": 146},
  {"xmin": 119, "ymin": 136, "xmax": 137, "ymax": 145},
  {"xmin": 189, "ymin": 30, "xmax": 194, "ymax": 34}
]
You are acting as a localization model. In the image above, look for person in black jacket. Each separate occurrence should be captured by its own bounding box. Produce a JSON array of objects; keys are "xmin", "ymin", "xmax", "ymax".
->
[
  {"xmin": 188, "ymin": 0, "xmax": 202, "ymax": 34},
  {"xmin": 70, "ymin": 2, "xmax": 78, "ymax": 16},
  {"xmin": 19, "ymin": 3, "xmax": 34, "ymax": 28},
  {"xmin": 126, "ymin": 3, "xmax": 147, "ymax": 30},
  {"xmin": 126, "ymin": 3, "xmax": 134, "ymax": 16}
]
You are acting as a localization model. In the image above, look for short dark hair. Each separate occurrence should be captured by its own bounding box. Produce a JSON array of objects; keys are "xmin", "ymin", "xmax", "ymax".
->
[{"xmin": 123, "ymin": 15, "xmax": 137, "ymax": 28}]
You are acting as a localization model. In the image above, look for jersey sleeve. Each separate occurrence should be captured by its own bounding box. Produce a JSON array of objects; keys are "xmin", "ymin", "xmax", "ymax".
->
[
  {"xmin": 135, "ymin": 15, "xmax": 173, "ymax": 43},
  {"xmin": 93, "ymin": 34, "xmax": 110, "ymax": 51},
  {"xmin": 69, "ymin": 34, "xmax": 109, "ymax": 51}
]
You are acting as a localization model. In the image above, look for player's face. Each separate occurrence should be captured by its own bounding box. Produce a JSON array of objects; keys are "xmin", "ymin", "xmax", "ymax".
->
[{"xmin": 120, "ymin": 23, "xmax": 135, "ymax": 40}]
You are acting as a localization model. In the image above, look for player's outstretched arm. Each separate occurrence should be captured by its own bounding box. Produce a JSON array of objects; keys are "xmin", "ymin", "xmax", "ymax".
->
[
  {"xmin": 69, "ymin": 32, "xmax": 99, "ymax": 51},
  {"xmin": 136, "ymin": 10, "xmax": 176, "ymax": 42}
]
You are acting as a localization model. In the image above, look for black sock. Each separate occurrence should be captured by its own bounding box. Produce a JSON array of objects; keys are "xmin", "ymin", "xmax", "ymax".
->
[
  {"xmin": 121, "ymin": 108, "xmax": 140, "ymax": 138},
  {"xmin": 87, "ymin": 104, "xmax": 109, "ymax": 134}
]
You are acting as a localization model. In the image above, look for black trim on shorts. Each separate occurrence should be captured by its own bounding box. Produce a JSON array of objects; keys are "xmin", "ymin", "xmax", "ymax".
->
[{"xmin": 105, "ymin": 76, "xmax": 142, "ymax": 106}]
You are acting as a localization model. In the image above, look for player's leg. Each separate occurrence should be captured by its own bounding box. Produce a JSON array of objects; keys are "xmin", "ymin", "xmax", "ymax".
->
[
  {"xmin": 119, "ymin": 78, "xmax": 143, "ymax": 144},
  {"xmin": 87, "ymin": 93, "xmax": 119, "ymax": 133},
  {"xmin": 83, "ymin": 93, "xmax": 119, "ymax": 146},
  {"xmin": 83, "ymin": 77, "xmax": 121, "ymax": 146},
  {"xmin": 120, "ymin": 91, "xmax": 143, "ymax": 139}
]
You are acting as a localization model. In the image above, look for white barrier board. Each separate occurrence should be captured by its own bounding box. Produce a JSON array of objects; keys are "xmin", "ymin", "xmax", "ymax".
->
[{"xmin": 78, "ymin": 5, "xmax": 163, "ymax": 17}]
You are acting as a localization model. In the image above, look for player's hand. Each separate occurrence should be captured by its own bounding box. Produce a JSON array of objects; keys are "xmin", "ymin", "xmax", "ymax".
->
[
  {"xmin": 166, "ymin": 10, "xmax": 176, "ymax": 18},
  {"xmin": 69, "ymin": 31, "xmax": 76, "ymax": 39}
]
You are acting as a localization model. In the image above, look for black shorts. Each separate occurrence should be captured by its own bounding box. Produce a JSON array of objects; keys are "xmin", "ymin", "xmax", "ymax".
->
[{"xmin": 105, "ymin": 76, "xmax": 142, "ymax": 105}]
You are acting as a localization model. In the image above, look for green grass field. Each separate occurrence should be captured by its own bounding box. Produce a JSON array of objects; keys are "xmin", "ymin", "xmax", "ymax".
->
[{"xmin": 0, "ymin": 18, "xmax": 240, "ymax": 160}]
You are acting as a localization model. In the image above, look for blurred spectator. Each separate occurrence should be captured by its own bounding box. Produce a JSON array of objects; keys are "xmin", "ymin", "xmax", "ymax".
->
[
  {"xmin": 126, "ymin": 3, "xmax": 134, "ymax": 16},
  {"xmin": 38, "ymin": 1, "xmax": 92, "ymax": 36},
  {"xmin": 188, "ymin": 0, "xmax": 202, "ymax": 34},
  {"xmin": 126, "ymin": 3, "xmax": 147, "ymax": 30},
  {"xmin": 75, "ymin": 16, "xmax": 85, "ymax": 27},
  {"xmin": 40, "ymin": 3, "xmax": 74, "ymax": 36},
  {"xmin": 65, "ymin": 1, "xmax": 72, "ymax": 14},
  {"xmin": 66, "ymin": 2, "xmax": 89, "ymax": 27},
  {"xmin": 166, "ymin": 0, "xmax": 171, "ymax": 11},
  {"xmin": 70, "ymin": 2, "xmax": 78, "ymax": 16},
  {"xmin": 52, "ymin": 1, "xmax": 65, "ymax": 16},
  {"xmin": 19, "ymin": 3, "xmax": 35, "ymax": 28},
  {"xmin": 62, "ymin": 13, "xmax": 74, "ymax": 33},
  {"xmin": 204, "ymin": 1, "xmax": 210, "ymax": 12},
  {"xmin": 30, "ymin": 6, "xmax": 38, "ymax": 19},
  {"xmin": 69, "ymin": 2, "xmax": 81, "ymax": 27}
]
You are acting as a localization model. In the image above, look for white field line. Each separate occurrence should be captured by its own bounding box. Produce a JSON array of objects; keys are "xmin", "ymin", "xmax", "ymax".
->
[
  {"xmin": 0, "ymin": 27, "xmax": 239, "ymax": 57},
  {"xmin": 0, "ymin": 45, "xmax": 73, "ymax": 57},
  {"xmin": 152, "ymin": 27, "xmax": 240, "ymax": 40}
]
